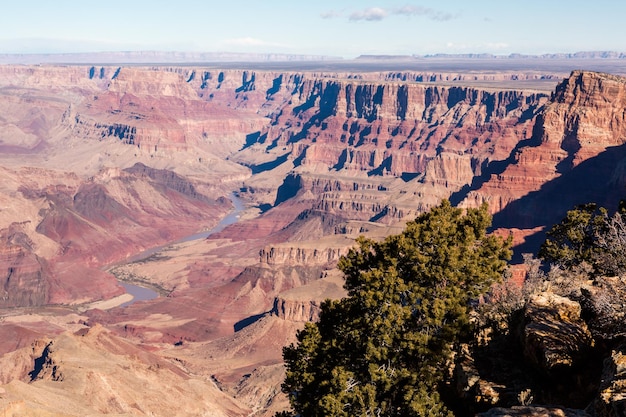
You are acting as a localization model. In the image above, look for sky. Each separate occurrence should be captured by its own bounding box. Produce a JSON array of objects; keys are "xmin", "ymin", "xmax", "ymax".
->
[{"xmin": 0, "ymin": 1, "xmax": 624, "ymax": 58}]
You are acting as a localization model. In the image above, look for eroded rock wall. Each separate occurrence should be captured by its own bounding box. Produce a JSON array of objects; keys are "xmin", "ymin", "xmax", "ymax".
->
[{"xmin": 462, "ymin": 71, "xmax": 626, "ymax": 232}]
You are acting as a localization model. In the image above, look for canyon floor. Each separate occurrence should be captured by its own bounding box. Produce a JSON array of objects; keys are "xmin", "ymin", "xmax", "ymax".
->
[{"xmin": 1, "ymin": 57, "xmax": 626, "ymax": 416}]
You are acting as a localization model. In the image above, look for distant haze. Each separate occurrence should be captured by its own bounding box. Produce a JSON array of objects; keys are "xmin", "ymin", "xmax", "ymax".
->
[
  {"xmin": 3, "ymin": 52, "xmax": 626, "ymax": 79},
  {"xmin": 1, "ymin": 1, "xmax": 625, "ymax": 58}
]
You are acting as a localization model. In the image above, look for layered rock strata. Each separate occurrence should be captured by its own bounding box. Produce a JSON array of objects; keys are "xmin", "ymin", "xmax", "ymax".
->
[{"xmin": 463, "ymin": 71, "xmax": 626, "ymax": 229}]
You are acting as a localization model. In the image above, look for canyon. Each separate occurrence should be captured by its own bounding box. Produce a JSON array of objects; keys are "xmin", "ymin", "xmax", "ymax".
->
[{"xmin": 1, "ymin": 59, "xmax": 626, "ymax": 416}]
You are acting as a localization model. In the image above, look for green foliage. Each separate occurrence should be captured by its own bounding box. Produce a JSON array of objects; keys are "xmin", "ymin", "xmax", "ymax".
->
[
  {"xmin": 279, "ymin": 201, "xmax": 512, "ymax": 416},
  {"xmin": 539, "ymin": 203, "xmax": 606, "ymax": 269},
  {"xmin": 539, "ymin": 202, "xmax": 626, "ymax": 276}
]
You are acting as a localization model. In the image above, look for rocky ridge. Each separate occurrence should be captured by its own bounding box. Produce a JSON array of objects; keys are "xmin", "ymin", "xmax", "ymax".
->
[{"xmin": 0, "ymin": 324, "xmax": 250, "ymax": 416}]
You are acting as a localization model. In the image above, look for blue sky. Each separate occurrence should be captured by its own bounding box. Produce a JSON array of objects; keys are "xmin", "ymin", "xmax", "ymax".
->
[{"xmin": 0, "ymin": 1, "xmax": 624, "ymax": 57}]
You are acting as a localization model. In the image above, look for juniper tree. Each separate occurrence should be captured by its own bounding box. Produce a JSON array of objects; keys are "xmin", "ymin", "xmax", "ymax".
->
[
  {"xmin": 279, "ymin": 200, "xmax": 512, "ymax": 417},
  {"xmin": 539, "ymin": 203, "xmax": 607, "ymax": 271},
  {"xmin": 539, "ymin": 202, "xmax": 626, "ymax": 276}
]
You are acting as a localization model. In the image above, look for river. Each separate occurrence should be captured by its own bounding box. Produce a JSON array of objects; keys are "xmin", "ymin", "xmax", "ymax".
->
[{"xmin": 117, "ymin": 192, "xmax": 245, "ymax": 307}]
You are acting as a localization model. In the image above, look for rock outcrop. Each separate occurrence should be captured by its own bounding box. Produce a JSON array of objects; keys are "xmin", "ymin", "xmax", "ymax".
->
[
  {"xmin": 463, "ymin": 71, "xmax": 626, "ymax": 232},
  {"xmin": 587, "ymin": 345, "xmax": 626, "ymax": 417},
  {"xmin": 0, "ymin": 325, "xmax": 251, "ymax": 416},
  {"xmin": 459, "ymin": 268, "xmax": 626, "ymax": 415},
  {"xmin": 271, "ymin": 298, "xmax": 322, "ymax": 322},
  {"xmin": 522, "ymin": 293, "xmax": 594, "ymax": 371},
  {"xmin": 259, "ymin": 242, "xmax": 348, "ymax": 267}
]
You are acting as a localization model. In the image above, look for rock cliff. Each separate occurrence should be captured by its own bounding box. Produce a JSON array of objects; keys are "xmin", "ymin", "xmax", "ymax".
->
[
  {"xmin": 249, "ymin": 78, "xmax": 545, "ymax": 177},
  {"xmin": 226, "ymin": 74, "xmax": 547, "ymax": 225},
  {"xmin": 271, "ymin": 298, "xmax": 322, "ymax": 322},
  {"xmin": 259, "ymin": 244, "xmax": 347, "ymax": 267},
  {"xmin": 462, "ymin": 71, "xmax": 626, "ymax": 235}
]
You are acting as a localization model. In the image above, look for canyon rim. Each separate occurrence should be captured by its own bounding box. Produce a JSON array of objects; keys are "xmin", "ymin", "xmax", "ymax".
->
[{"xmin": 1, "ymin": 55, "xmax": 626, "ymax": 416}]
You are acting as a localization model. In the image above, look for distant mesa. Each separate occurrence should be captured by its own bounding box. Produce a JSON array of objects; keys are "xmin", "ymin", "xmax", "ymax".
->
[
  {"xmin": 354, "ymin": 54, "xmax": 423, "ymax": 61},
  {"xmin": 0, "ymin": 51, "xmax": 344, "ymax": 65},
  {"xmin": 2, "ymin": 50, "xmax": 626, "ymax": 66},
  {"xmin": 356, "ymin": 51, "xmax": 626, "ymax": 60}
]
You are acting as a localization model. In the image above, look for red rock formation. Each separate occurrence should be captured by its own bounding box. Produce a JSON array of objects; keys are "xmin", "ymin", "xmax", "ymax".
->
[
  {"xmin": 0, "ymin": 163, "xmax": 233, "ymax": 307},
  {"xmin": 231, "ymin": 77, "xmax": 546, "ymax": 223},
  {"xmin": 2, "ymin": 64, "xmax": 623, "ymax": 309},
  {"xmin": 271, "ymin": 298, "xmax": 321, "ymax": 322},
  {"xmin": 63, "ymin": 68, "xmax": 268, "ymax": 153},
  {"xmin": 542, "ymin": 71, "xmax": 626, "ymax": 165},
  {"xmin": 0, "ymin": 226, "xmax": 48, "ymax": 307},
  {"xmin": 460, "ymin": 71, "xmax": 626, "ymax": 236}
]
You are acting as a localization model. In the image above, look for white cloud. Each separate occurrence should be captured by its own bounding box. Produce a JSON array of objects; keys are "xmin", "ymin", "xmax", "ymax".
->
[
  {"xmin": 392, "ymin": 5, "xmax": 458, "ymax": 21},
  {"xmin": 343, "ymin": 4, "xmax": 458, "ymax": 23},
  {"xmin": 320, "ymin": 10, "xmax": 342, "ymax": 19},
  {"xmin": 393, "ymin": 5, "xmax": 429, "ymax": 16},
  {"xmin": 349, "ymin": 7, "xmax": 388, "ymax": 22}
]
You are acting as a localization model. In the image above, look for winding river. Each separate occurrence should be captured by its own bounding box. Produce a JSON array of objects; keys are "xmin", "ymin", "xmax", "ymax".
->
[{"xmin": 118, "ymin": 192, "xmax": 246, "ymax": 307}]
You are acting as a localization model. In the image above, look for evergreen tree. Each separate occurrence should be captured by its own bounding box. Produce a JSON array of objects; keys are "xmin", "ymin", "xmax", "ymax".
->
[
  {"xmin": 538, "ymin": 203, "xmax": 606, "ymax": 270},
  {"xmin": 279, "ymin": 200, "xmax": 512, "ymax": 416},
  {"xmin": 539, "ymin": 202, "xmax": 626, "ymax": 276}
]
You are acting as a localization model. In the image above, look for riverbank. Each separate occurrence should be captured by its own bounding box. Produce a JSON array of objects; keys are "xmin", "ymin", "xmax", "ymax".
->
[
  {"xmin": 104, "ymin": 192, "xmax": 247, "ymax": 308},
  {"xmin": 81, "ymin": 293, "xmax": 133, "ymax": 311}
]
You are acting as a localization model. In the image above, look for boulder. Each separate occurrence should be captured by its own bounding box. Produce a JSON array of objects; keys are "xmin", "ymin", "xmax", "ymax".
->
[
  {"xmin": 522, "ymin": 293, "xmax": 594, "ymax": 370},
  {"xmin": 586, "ymin": 345, "xmax": 626, "ymax": 417}
]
